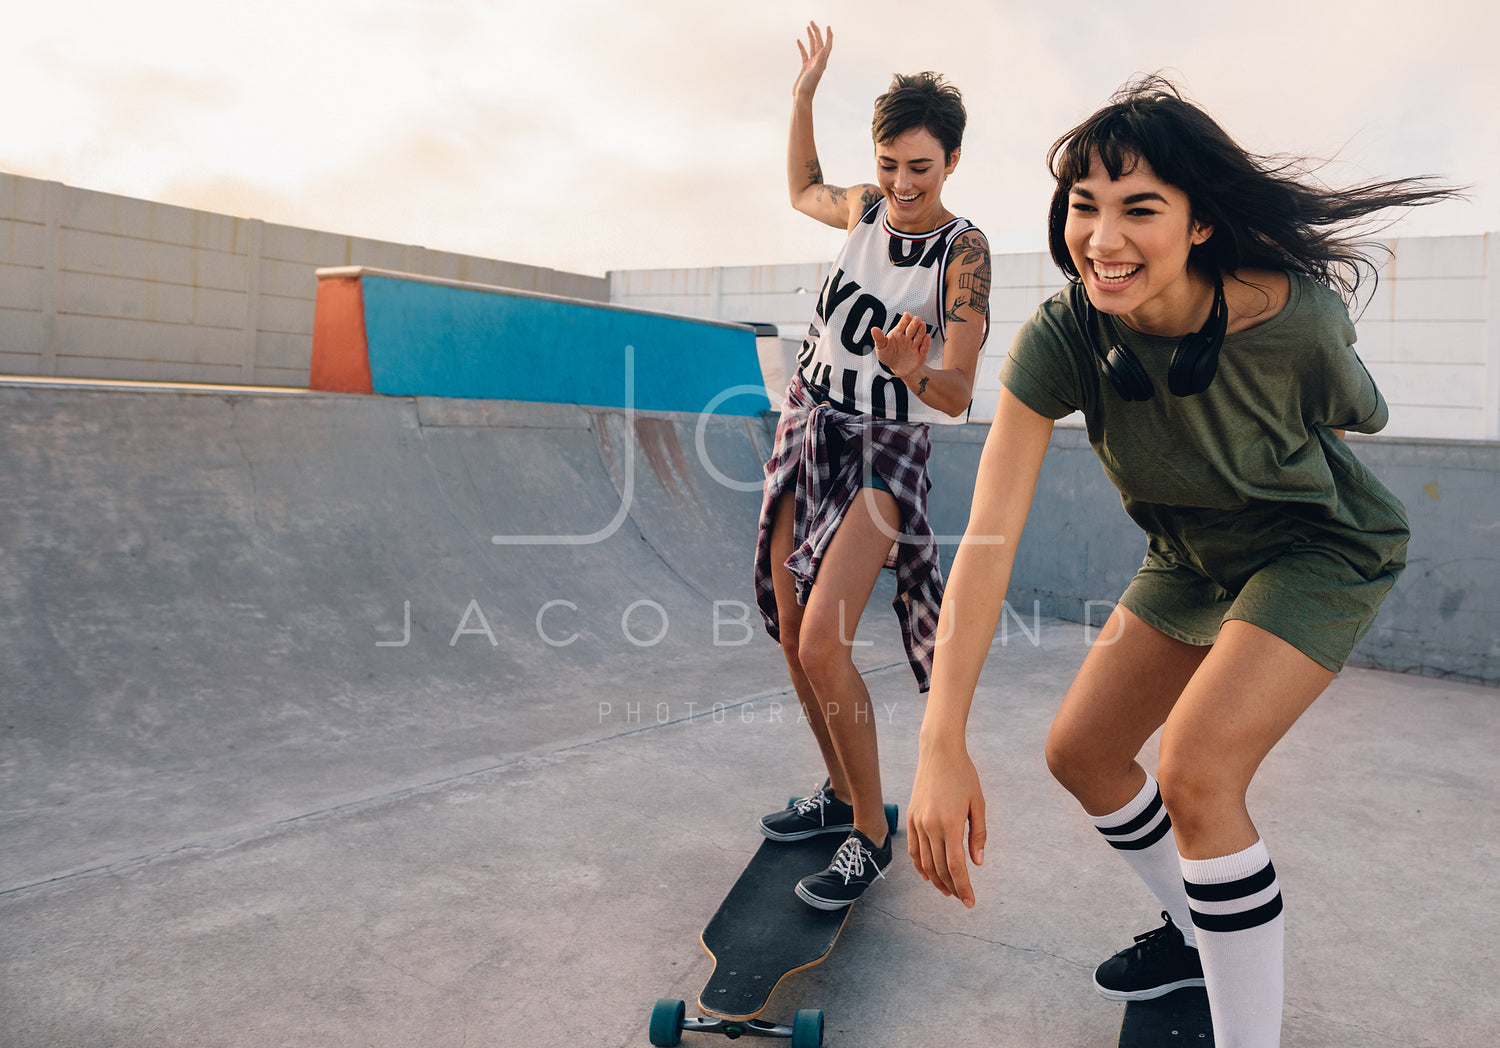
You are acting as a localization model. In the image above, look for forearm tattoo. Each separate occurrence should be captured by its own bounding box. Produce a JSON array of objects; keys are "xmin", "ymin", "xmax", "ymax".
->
[{"xmin": 805, "ymin": 159, "xmax": 824, "ymax": 188}]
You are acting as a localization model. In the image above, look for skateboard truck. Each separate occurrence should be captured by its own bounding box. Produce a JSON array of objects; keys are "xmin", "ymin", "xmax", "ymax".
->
[{"xmin": 650, "ymin": 999, "xmax": 824, "ymax": 1047}]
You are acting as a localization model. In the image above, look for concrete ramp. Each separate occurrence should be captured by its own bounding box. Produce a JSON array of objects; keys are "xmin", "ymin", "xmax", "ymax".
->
[
  {"xmin": 0, "ymin": 385, "xmax": 837, "ymax": 892},
  {"xmin": 3, "ymin": 383, "xmax": 1496, "ymax": 1048}
]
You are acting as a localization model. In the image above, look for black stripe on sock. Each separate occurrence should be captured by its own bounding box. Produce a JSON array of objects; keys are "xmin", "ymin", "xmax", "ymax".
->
[
  {"xmin": 1184, "ymin": 861, "xmax": 1278, "ymax": 903},
  {"xmin": 1191, "ymin": 892, "xmax": 1284, "ymax": 933},
  {"xmin": 1096, "ymin": 791, "xmax": 1165, "ymax": 838},
  {"xmin": 1107, "ymin": 813, "xmax": 1173, "ymax": 851}
]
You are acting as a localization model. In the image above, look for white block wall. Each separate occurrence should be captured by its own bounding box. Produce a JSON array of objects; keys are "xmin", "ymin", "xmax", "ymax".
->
[
  {"xmin": 0, "ymin": 172, "xmax": 606, "ymax": 388},
  {"xmin": 1356, "ymin": 235, "xmax": 1499, "ymax": 440},
  {"xmin": 610, "ymin": 233, "xmax": 1500, "ymax": 441}
]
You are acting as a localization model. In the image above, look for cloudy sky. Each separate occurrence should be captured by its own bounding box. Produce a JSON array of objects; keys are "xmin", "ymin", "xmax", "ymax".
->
[{"xmin": 3, "ymin": 0, "xmax": 1496, "ymax": 277}]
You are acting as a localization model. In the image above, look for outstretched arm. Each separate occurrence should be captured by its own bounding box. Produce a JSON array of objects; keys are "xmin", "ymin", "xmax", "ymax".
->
[
  {"xmin": 907, "ymin": 388, "xmax": 1054, "ymax": 906},
  {"xmin": 787, "ymin": 22, "xmax": 879, "ymax": 230}
]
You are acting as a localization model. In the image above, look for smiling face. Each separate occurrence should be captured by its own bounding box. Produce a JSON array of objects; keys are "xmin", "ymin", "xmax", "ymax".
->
[
  {"xmin": 1064, "ymin": 153, "xmax": 1213, "ymax": 335},
  {"xmin": 875, "ymin": 127, "xmax": 958, "ymax": 232}
]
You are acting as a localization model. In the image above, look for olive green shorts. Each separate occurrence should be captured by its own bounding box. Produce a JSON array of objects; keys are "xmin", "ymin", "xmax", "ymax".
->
[{"xmin": 1117, "ymin": 537, "xmax": 1406, "ymax": 672}]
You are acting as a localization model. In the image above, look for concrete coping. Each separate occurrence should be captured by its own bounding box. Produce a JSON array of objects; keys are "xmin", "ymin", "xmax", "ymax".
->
[{"xmin": 0, "ymin": 374, "xmax": 315, "ymax": 397}]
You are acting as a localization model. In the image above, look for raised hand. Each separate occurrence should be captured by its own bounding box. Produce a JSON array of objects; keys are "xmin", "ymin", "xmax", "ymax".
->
[{"xmin": 793, "ymin": 22, "xmax": 833, "ymax": 101}]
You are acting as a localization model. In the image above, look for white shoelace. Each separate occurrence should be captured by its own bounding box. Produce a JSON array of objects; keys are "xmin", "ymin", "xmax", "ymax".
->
[
  {"xmin": 792, "ymin": 786, "xmax": 830, "ymax": 824},
  {"xmin": 828, "ymin": 836, "xmax": 887, "ymax": 885}
]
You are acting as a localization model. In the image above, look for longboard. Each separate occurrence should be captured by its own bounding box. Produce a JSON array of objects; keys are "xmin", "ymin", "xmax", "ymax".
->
[
  {"xmin": 1119, "ymin": 986, "xmax": 1214, "ymax": 1046},
  {"xmin": 648, "ymin": 802, "xmax": 897, "ymax": 1047},
  {"xmin": 699, "ymin": 834, "xmax": 852, "ymax": 1020}
]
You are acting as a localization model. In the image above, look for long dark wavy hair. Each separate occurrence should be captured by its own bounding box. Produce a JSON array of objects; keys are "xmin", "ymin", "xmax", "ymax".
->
[{"xmin": 1046, "ymin": 75, "xmax": 1463, "ymax": 303}]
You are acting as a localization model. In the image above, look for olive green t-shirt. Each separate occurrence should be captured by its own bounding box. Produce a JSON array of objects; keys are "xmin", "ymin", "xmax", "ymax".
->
[{"xmin": 1001, "ymin": 274, "xmax": 1408, "ymax": 591}]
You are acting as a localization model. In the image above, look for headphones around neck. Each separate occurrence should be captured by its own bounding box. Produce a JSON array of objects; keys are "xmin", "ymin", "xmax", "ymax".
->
[{"xmin": 1086, "ymin": 275, "xmax": 1229, "ymax": 401}]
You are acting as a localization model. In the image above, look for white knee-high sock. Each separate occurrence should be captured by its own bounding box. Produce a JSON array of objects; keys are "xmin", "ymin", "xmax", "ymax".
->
[
  {"xmin": 1181, "ymin": 839, "xmax": 1284, "ymax": 1048},
  {"xmin": 1090, "ymin": 773, "xmax": 1196, "ymax": 948}
]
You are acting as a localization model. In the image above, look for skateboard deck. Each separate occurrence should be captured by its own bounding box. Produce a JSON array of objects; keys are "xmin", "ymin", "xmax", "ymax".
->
[
  {"xmin": 1118, "ymin": 987, "xmax": 1214, "ymax": 1046},
  {"xmin": 648, "ymin": 802, "xmax": 897, "ymax": 1046},
  {"xmin": 698, "ymin": 834, "xmax": 851, "ymax": 1020}
]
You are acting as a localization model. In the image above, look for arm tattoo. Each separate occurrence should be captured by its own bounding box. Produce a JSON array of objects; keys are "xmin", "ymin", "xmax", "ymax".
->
[
  {"xmin": 805, "ymin": 158, "xmax": 824, "ymax": 188},
  {"xmin": 953, "ymin": 232, "xmax": 992, "ymax": 319},
  {"xmin": 960, "ymin": 264, "xmax": 991, "ymax": 318},
  {"xmin": 916, "ymin": 375, "xmax": 929, "ymax": 395},
  {"xmin": 952, "ymin": 231, "xmax": 988, "ymax": 265},
  {"xmin": 859, "ymin": 186, "xmax": 882, "ymax": 213},
  {"xmin": 945, "ymin": 296, "xmax": 968, "ymax": 323}
]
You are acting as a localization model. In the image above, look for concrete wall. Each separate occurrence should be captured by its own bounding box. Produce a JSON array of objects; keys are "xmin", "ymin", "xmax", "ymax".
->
[
  {"xmin": 920, "ymin": 424, "xmax": 1500, "ymax": 686},
  {"xmin": 1355, "ymin": 235, "xmax": 1500, "ymax": 440},
  {"xmin": 609, "ymin": 233, "xmax": 1500, "ymax": 441},
  {"xmin": 0, "ymin": 172, "xmax": 606, "ymax": 388}
]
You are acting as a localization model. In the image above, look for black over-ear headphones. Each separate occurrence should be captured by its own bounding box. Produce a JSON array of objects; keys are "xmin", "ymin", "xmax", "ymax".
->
[{"xmin": 1085, "ymin": 275, "xmax": 1229, "ymax": 401}]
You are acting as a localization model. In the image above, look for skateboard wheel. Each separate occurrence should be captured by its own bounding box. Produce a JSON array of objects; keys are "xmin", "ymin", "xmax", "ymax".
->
[
  {"xmin": 791, "ymin": 1009, "xmax": 824, "ymax": 1048},
  {"xmin": 648, "ymin": 998, "xmax": 685, "ymax": 1047}
]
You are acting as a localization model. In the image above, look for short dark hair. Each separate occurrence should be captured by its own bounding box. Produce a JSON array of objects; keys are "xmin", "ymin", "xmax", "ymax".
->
[
  {"xmin": 1045, "ymin": 74, "xmax": 1460, "ymax": 301},
  {"xmin": 872, "ymin": 72, "xmax": 966, "ymax": 161}
]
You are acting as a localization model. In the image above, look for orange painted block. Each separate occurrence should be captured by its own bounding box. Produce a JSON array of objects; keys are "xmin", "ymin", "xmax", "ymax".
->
[{"xmin": 309, "ymin": 275, "xmax": 373, "ymax": 393}]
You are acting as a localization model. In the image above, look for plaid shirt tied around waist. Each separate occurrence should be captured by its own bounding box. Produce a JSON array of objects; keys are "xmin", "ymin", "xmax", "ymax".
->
[{"xmin": 754, "ymin": 374, "xmax": 945, "ymax": 692}]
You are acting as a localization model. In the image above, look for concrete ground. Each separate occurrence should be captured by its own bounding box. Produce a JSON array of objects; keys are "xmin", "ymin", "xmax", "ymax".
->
[{"xmin": 1, "ymin": 383, "xmax": 1495, "ymax": 1047}]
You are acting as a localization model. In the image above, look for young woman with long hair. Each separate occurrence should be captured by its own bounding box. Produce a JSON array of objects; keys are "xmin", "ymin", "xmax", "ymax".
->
[{"xmin": 907, "ymin": 76, "xmax": 1458, "ymax": 1046}]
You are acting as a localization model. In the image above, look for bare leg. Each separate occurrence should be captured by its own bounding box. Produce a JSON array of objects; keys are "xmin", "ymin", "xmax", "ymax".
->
[
  {"xmin": 1156, "ymin": 619, "xmax": 1334, "ymax": 857},
  {"xmin": 1046, "ymin": 607, "xmax": 1334, "ymax": 849},
  {"xmin": 1048, "ymin": 609, "xmax": 1335, "ymax": 1048},
  {"xmin": 1045, "ymin": 605, "xmax": 1210, "ymax": 817},
  {"xmin": 1161, "ymin": 621, "xmax": 1334, "ymax": 1048},
  {"xmin": 1050, "ymin": 605, "xmax": 1332, "ymax": 851},
  {"xmin": 769, "ymin": 489, "xmax": 899, "ymax": 846},
  {"xmin": 1046, "ymin": 607, "xmax": 1211, "ymax": 938},
  {"xmin": 767, "ymin": 493, "xmax": 845, "ymax": 795}
]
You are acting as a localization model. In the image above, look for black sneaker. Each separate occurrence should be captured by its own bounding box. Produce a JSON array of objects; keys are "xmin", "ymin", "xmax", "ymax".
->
[
  {"xmin": 794, "ymin": 830, "xmax": 892, "ymax": 910},
  {"xmin": 1093, "ymin": 911, "xmax": 1206, "ymax": 1001},
  {"xmin": 759, "ymin": 780, "xmax": 855, "ymax": 841}
]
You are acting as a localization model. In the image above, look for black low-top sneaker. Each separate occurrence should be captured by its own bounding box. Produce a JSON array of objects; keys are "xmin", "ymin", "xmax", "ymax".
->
[
  {"xmin": 1093, "ymin": 911, "xmax": 1206, "ymax": 1001},
  {"xmin": 759, "ymin": 780, "xmax": 855, "ymax": 841},
  {"xmin": 794, "ymin": 830, "xmax": 892, "ymax": 910}
]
